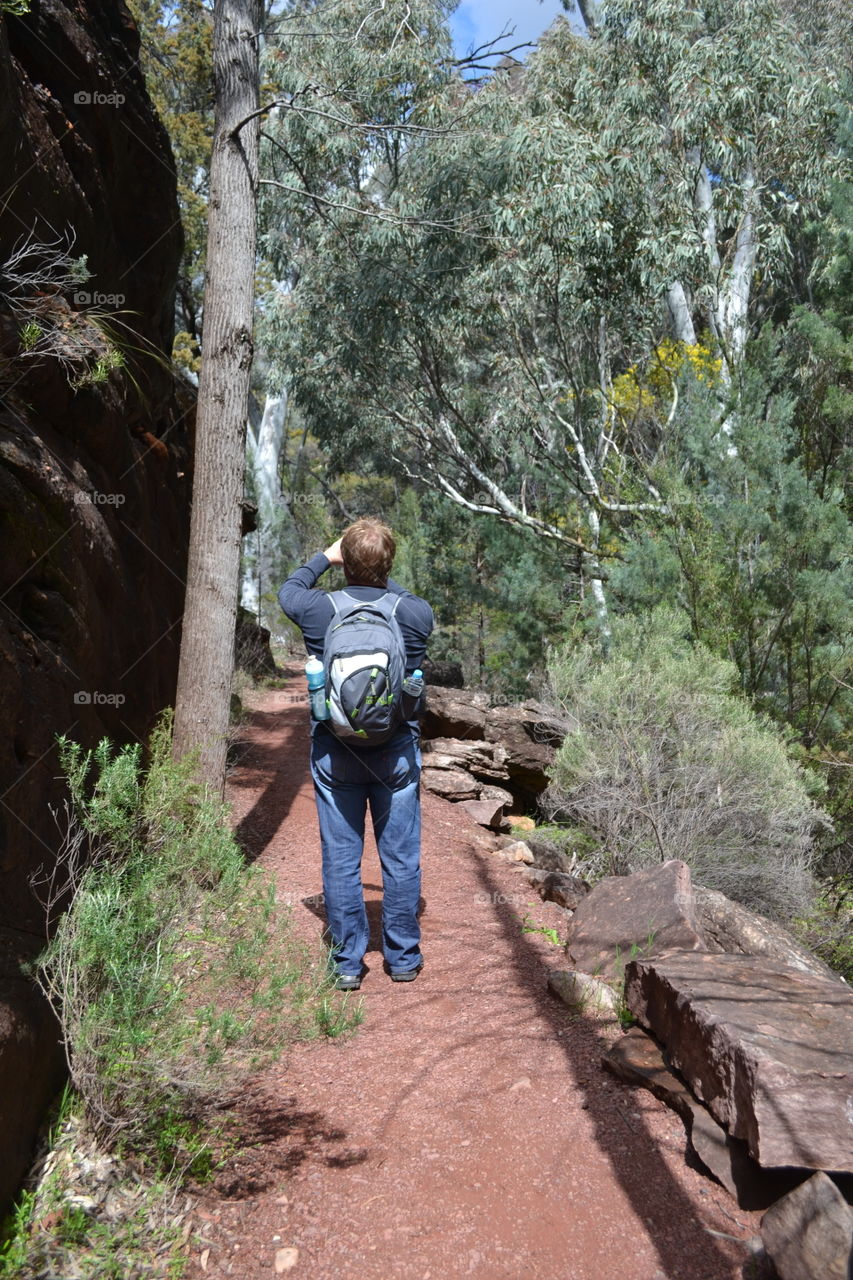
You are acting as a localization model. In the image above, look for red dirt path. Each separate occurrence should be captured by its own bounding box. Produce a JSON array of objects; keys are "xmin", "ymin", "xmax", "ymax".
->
[{"xmin": 188, "ymin": 681, "xmax": 763, "ymax": 1280}]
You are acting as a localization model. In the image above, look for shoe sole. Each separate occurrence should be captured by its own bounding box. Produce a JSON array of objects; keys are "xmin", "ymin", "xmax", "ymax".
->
[{"xmin": 390, "ymin": 966, "xmax": 423, "ymax": 983}]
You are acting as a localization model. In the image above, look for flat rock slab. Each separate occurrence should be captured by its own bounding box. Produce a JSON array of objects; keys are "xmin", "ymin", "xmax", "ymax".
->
[
  {"xmin": 625, "ymin": 952, "xmax": 853, "ymax": 1171},
  {"xmin": 566, "ymin": 859, "xmax": 705, "ymax": 981},
  {"xmin": 604, "ymin": 1027, "xmax": 806, "ymax": 1209}
]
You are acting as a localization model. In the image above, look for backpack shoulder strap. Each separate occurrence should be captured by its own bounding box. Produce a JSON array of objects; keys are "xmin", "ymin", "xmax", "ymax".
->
[{"xmin": 328, "ymin": 589, "xmax": 358, "ymax": 621}]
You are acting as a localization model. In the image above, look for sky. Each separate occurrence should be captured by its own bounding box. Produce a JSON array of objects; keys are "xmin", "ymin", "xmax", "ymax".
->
[{"xmin": 449, "ymin": 0, "xmax": 572, "ymax": 62}]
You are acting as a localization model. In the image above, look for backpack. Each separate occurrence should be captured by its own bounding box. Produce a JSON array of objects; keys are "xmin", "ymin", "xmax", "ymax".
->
[{"xmin": 322, "ymin": 590, "xmax": 408, "ymax": 744}]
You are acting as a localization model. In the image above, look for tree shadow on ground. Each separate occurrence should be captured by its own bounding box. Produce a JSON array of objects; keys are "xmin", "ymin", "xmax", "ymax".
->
[
  {"xmin": 210, "ymin": 1090, "xmax": 369, "ymax": 1198},
  {"xmin": 230, "ymin": 703, "xmax": 309, "ymax": 861},
  {"xmin": 467, "ymin": 847, "xmax": 750, "ymax": 1280}
]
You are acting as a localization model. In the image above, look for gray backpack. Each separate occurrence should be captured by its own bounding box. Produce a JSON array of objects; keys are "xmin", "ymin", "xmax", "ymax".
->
[{"xmin": 322, "ymin": 590, "xmax": 407, "ymax": 744}]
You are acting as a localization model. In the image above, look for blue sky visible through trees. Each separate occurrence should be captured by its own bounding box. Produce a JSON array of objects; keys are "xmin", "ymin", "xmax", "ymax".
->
[{"xmin": 449, "ymin": 0, "xmax": 570, "ymax": 61}]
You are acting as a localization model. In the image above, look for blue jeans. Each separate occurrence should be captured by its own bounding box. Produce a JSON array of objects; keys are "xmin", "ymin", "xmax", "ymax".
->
[{"xmin": 310, "ymin": 725, "xmax": 423, "ymax": 976}]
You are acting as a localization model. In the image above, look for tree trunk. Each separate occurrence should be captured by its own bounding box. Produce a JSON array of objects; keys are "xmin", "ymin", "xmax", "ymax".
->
[
  {"xmin": 240, "ymin": 391, "xmax": 288, "ymax": 617},
  {"xmin": 172, "ymin": 0, "xmax": 261, "ymax": 795}
]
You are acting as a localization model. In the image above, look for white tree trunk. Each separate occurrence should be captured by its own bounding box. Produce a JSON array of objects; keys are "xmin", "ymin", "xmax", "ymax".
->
[
  {"xmin": 666, "ymin": 281, "xmax": 697, "ymax": 345},
  {"xmin": 241, "ymin": 391, "xmax": 287, "ymax": 616}
]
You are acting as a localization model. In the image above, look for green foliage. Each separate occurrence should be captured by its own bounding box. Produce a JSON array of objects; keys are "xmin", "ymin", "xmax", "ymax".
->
[
  {"xmin": 260, "ymin": 0, "xmax": 846, "ymax": 625},
  {"xmin": 612, "ymin": 334, "xmax": 853, "ymax": 749},
  {"xmin": 547, "ymin": 608, "xmax": 825, "ymax": 921},
  {"xmin": 126, "ymin": 0, "xmax": 213, "ymax": 352},
  {"xmin": 794, "ymin": 877, "xmax": 853, "ymax": 981},
  {"xmin": 36, "ymin": 714, "xmax": 358, "ymax": 1171},
  {"xmin": 0, "ymin": 1093, "xmax": 192, "ymax": 1280},
  {"xmin": 521, "ymin": 915, "xmax": 561, "ymax": 946}
]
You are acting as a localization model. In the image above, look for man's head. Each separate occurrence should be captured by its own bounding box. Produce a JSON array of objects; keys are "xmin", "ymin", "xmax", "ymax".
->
[{"xmin": 341, "ymin": 518, "xmax": 395, "ymax": 587}]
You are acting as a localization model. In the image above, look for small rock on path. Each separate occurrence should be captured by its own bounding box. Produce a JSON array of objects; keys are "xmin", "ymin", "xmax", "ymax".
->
[{"xmin": 189, "ymin": 684, "xmax": 763, "ymax": 1279}]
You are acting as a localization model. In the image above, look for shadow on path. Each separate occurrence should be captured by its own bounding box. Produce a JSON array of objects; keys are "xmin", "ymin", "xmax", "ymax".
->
[
  {"xmin": 231, "ymin": 701, "xmax": 310, "ymax": 862},
  {"xmin": 467, "ymin": 846, "xmax": 741, "ymax": 1280}
]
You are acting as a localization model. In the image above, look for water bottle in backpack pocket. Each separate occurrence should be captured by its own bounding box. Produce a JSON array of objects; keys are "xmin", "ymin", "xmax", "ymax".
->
[
  {"xmin": 305, "ymin": 656, "xmax": 330, "ymax": 720},
  {"xmin": 400, "ymin": 668, "xmax": 425, "ymax": 720}
]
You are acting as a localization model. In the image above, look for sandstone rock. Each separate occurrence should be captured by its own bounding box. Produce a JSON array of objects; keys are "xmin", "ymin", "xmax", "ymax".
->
[
  {"xmin": 421, "ymin": 737, "xmax": 510, "ymax": 784},
  {"xmin": 625, "ymin": 951, "xmax": 853, "ymax": 1171},
  {"xmin": 235, "ymin": 608, "xmax": 277, "ymax": 677},
  {"xmin": 604, "ymin": 1027, "xmax": 804, "ymax": 1208},
  {"xmin": 548, "ymin": 969, "xmax": 618, "ymax": 1014},
  {"xmin": 0, "ymin": 0, "xmax": 190, "ymax": 1216},
  {"xmin": 422, "ymin": 687, "xmax": 489, "ymax": 740},
  {"xmin": 497, "ymin": 840, "xmax": 535, "ymax": 864},
  {"xmin": 0, "ymin": 929, "xmax": 65, "ymax": 1213},
  {"xmin": 507, "ymin": 814, "xmax": 536, "ymax": 831},
  {"xmin": 565, "ymin": 860, "xmax": 705, "ymax": 981},
  {"xmin": 694, "ymin": 885, "xmax": 840, "ymax": 982},
  {"xmin": 484, "ymin": 701, "xmax": 564, "ymax": 800},
  {"xmin": 537, "ymin": 872, "xmax": 589, "ymax": 912},
  {"xmin": 524, "ymin": 838, "xmax": 577, "ymax": 874},
  {"xmin": 458, "ymin": 797, "xmax": 508, "ymax": 830},
  {"xmin": 761, "ymin": 1172, "xmax": 853, "ymax": 1280},
  {"xmin": 421, "ymin": 767, "xmax": 480, "ymax": 801}
]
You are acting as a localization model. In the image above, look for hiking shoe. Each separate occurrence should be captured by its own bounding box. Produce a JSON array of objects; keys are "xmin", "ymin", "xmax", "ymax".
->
[
  {"xmin": 390, "ymin": 963, "xmax": 423, "ymax": 983},
  {"xmin": 334, "ymin": 973, "xmax": 361, "ymax": 991}
]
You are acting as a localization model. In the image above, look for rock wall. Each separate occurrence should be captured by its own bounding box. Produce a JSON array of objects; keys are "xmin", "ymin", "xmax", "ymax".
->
[{"xmin": 0, "ymin": 0, "xmax": 191, "ymax": 1210}]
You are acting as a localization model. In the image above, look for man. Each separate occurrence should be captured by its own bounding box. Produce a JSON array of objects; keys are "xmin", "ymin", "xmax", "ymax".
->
[{"xmin": 279, "ymin": 519, "xmax": 434, "ymax": 991}]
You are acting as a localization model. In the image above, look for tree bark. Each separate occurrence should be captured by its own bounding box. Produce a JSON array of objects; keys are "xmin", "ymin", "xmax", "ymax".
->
[{"xmin": 172, "ymin": 0, "xmax": 261, "ymax": 794}]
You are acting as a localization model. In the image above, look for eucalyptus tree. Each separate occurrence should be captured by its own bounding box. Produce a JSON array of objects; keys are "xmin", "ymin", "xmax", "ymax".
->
[
  {"xmin": 260, "ymin": 0, "xmax": 842, "ymax": 632},
  {"xmin": 172, "ymin": 0, "xmax": 261, "ymax": 792}
]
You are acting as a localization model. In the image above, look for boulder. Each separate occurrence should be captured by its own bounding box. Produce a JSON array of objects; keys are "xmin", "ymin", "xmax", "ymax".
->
[
  {"xmin": 421, "ymin": 766, "xmax": 480, "ymax": 802},
  {"xmin": 497, "ymin": 840, "xmax": 535, "ymax": 864},
  {"xmin": 625, "ymin": 951, "xmax": 853, "ymax": 1171},
  {"xmin": 760, "ymin": 1172, "xmax": 853, "ymax": 1280},
  {"xmin": 421, "ymin": 737, "xmax": 510, "ymax": 784},
  {"xmin": 458, "ymin": 793, "xmax": 511, "ymax": 831},
  {"xmin": 548, "ymin": 969, "xmax": 618, "ymax": 1015},
  {"xmin": 484, "ymin": 701, "xmax": 563, "ymax": 800},
  {"xmin": 565, "ymin": 860, "xmax": 706, "ymax": 981},
  {"xmin": 694, "ymin": 885, "xmax": 840, "ymax": 982},
  {"xmin": 525, "ymin": 838, "xmax": 577, "ymax": 874},
  {"xmin": 235, "ymin": 608, "xmax": 277, "ymax": 677},
  {"xmin": 537, "ymin": 872, "xmax": 589, "ymax": 912},
  {"xmin": 457, "ymin": 798, "xmax": 501, "ymax": 829},
  {"xmin": 604, "ymin": 1027, "xmax": 805, "ymax": 1208},
  {"xmin": 421, "ymin": 687, "xmax": 489, "ymax": 741}
]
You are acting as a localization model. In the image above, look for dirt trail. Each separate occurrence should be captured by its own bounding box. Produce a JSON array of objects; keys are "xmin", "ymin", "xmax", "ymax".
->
[{"xmin": 188, "ymin": 681, "xmax": 762, "ymax": 1280}]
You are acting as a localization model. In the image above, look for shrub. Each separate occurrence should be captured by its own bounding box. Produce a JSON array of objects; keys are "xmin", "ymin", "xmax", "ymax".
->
[
  {"xmin": 545, "ymin": 608, "xmax": 827, "ymax": 922},
  {"xmin": 33, "ymin": 713, "xmax": 356, "ymax": 1170}
]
